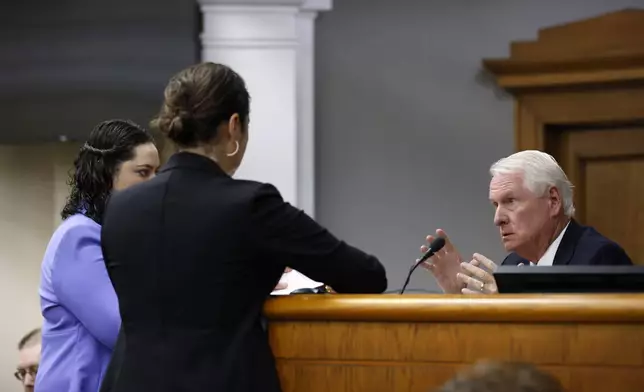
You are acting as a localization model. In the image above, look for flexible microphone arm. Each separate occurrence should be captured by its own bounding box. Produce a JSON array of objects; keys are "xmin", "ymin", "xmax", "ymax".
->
[{"xmin": 399, "ymin": 237, "xmax": 446, "ymax": 294}]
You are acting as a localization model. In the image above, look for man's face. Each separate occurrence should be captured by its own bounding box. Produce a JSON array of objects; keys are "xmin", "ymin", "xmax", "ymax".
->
[
  {"xmin": 17, "ymin": 343, "xmax": 40, "ymax": 392},
  {"xmin": 489, "ymin": 173, "xmax": 559, "ymax": 256}
]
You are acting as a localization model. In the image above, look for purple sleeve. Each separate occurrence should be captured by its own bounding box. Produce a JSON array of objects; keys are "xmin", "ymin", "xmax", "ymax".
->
[{"xmin": 51, "ymin": 223, "xmax": 121, "ymax": 349}]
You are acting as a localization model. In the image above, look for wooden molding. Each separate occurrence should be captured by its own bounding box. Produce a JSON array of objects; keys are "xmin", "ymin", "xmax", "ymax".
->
[
  {"xmin": 264, "ymin": 294, "xmax": 644, "ymax": 322},
  {"xmin": 479, "ymin": 9, "xmax": 644, "ymax": 152},
  {"xmin": 484, "ymin": 56, "xmax": 644, "ymax": 90},
  {"xmin": 268, "ymin": 294, "xmax": 644, "ymax": 391},
  {"xmin": 514, "ymin": 88, "xmax": 644, "ymax": 151},
  {"xmin": 482, "ymin": 9, "xmax": 644, "ymax": 91}
]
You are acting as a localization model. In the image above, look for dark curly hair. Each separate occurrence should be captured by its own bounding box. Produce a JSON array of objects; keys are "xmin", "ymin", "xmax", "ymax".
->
[{"xmin": 61, "ymin": 119, "xmax": 154, "ymax": 224}]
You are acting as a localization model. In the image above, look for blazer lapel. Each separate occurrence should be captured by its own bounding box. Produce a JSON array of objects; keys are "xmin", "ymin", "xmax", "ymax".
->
[
  {"xmin": 501, "ymin": 253, "xmax": 529, "ymax": 266},
  {"xmin": 552, "ymin": 219, "xmax": 583, "ymax": 265}
]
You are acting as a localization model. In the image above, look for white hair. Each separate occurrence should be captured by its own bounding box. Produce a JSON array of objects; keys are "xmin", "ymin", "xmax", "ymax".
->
[{"xmin": 489, "ymin": 150, "xmax": 575, "ymax": 217}]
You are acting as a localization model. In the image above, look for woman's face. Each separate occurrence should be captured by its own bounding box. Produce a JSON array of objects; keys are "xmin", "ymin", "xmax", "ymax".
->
[{"xmin": 113, "ymin": 142, "xmax": 160, "ymax": 191}]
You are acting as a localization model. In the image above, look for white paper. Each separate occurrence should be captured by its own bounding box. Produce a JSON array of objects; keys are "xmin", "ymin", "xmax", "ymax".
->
[{"xmin": 270, "ymin": 269, "xmax": 322, "ymax": 295}]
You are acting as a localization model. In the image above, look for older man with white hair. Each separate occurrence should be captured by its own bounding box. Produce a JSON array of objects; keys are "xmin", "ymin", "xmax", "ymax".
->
[{"xmin": 421, "ymin": 150, "xmax": 632, "ymax": 294}]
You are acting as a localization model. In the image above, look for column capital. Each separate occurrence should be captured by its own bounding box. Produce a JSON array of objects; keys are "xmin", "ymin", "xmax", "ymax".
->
[{"xmin": 196, "ymin": 0, "xmax": 331, "ymax": 12}]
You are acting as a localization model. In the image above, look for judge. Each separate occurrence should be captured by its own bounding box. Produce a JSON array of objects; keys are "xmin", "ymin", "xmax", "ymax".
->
[
  {"xmin": 99, "ymin": 62, "xmax": 387, "ymax": 392},
  {"xmin": 421, "ymin": 150, "xmax": 632, "ymax": 294}
]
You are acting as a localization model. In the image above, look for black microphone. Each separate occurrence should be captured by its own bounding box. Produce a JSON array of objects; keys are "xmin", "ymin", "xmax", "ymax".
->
[{"xmin": 399, "ymin": 237, "xmax": 446, "ymax": 294}]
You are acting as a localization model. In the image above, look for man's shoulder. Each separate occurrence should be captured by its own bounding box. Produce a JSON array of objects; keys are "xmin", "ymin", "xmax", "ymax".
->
[
  {"xmin": 550, "ymin": 219, "xmax": 631, "ymax": 265},
  {"xmin": 501, "ymin": 221, "xmax": 631, "ymax": 266},
  {"xmin": 574, "ymin": 223, "xmax": 631, "ymax": 263},
  {"xmin": 576, "ymin": 223, "xmax": 615, "ymax": 249}
]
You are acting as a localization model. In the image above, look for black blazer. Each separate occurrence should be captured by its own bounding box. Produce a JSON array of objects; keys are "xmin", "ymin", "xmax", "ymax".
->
[
  {"xmin": 99, "ymin": 152, "xmax": 387, "ymax": 392},
  {"xmin": 501, "ymin": 219, "xmax": 632, "ymax": 266}
]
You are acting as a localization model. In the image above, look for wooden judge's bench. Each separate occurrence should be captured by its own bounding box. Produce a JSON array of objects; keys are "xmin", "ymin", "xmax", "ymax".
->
[{"xmin": 264, "ymin": 294, "xmax": 644, "ymax": 392}]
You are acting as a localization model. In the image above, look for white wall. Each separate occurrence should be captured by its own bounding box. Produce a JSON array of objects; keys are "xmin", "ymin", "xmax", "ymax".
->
[{"xmin": 0, "ymin": 143, "xmax": 77, "ymax": 391}]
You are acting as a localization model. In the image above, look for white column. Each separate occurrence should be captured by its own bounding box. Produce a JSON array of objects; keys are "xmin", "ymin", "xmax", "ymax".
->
[{"xmin": 197, "ymin": 0, "xmax": 331, "ymax": 218}]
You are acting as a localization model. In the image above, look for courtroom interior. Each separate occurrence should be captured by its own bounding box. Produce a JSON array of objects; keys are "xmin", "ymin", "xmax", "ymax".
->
[{"xmin": 2, "ymin": 1, "xmax": 644, "ymax": 391}]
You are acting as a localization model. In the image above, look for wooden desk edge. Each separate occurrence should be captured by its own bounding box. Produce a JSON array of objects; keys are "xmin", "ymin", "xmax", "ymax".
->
[{"xmin": 264, "ymin": 294, "xmax": 644, "ymax": 323}]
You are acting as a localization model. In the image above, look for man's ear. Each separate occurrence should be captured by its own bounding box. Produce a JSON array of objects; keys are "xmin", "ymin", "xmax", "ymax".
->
[{"xmin": 548, "ymin": 186, "xmax": 563, "ymax": 216}]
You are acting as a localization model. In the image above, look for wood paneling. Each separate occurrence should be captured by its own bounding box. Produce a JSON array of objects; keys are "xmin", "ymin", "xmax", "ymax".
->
[
  {"xmin": 482, "ymin": 10, "xmax": 644, "ymax": 264},
  {"xmin": 557, "ymin": 129, "xmax": 644, "ymax": 264},
  {"xmin": 266, "ymin": 295, "xmax": 644, "ymax": 392},
  {"xmin": 264, "ymin": 294, "xmax": 644, "ymax": 322},
  {"xmin": 482, "ymin": 9, "xmax": 644, "ymax": 90}
]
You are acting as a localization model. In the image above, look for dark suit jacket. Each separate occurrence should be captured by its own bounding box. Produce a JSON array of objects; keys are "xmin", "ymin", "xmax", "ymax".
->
[
  {"xmin": 99, "ymin": 152, "xmax": 387, "ymax": 392},
  {"xmin": 501, "ymin": 219, "xmax": 632, "ymax": 266}
]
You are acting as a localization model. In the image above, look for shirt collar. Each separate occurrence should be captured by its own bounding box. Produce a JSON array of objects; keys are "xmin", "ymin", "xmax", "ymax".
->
[{"xmin": 532, "ymin": 220, "xmax": 570, "ymax": 266}]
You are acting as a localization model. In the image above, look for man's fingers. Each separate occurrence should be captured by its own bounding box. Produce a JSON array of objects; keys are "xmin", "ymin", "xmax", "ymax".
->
[
  {"xmin": 472, "ymin": 253, "xmax": 497, "ymax": 271},
  {"xmin": 461, "ymin": 262, "xmax": 490, "ymax": 282},
  {"xmin": 436, "ymin": 229, "xmax": 455, "ymax": 251},
  {"xmin": 462, "ymin": 288, "xmax": 483, "ymax": 295},
  {"xmin": 457, "ymin": 272, "xmax": 480, "ymax": 288},
  {"xmin": 458, "ymin": 272, "xmax": 485, "ymax": 292},
  {"xmin": 420, "ymin": 261, "xmax": 434, "ymax": 271},
  {"xmin": 421, "ymin": 234, "xmax": 435, "ymax": 253}
]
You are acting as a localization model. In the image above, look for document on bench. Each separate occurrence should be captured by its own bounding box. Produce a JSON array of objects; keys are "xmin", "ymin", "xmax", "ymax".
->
[{"xmin": 270, "ymin": 269, "xmax": 322, "ymax": 296}]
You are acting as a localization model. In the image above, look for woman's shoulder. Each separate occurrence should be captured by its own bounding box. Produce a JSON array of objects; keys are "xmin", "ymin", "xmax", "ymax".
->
[
  {"xmin": 59, "ymin": 214, "xmax": 101, "ymax": 234},
  {"xmin": 231, "ymin": 179, "xmax": 281, "ymax": 198},
  {"xmin": 50, "ymin": 214, "xmax": 101, "ymax": 249},
  {"xmin": 42, "ymin": 214, "xmax": 101, "ymax": 274}
]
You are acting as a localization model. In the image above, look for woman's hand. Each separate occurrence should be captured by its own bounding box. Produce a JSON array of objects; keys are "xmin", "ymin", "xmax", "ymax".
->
[{"xmin": 273, "ymin": 267, "xmax": 292, "ymax": 290}]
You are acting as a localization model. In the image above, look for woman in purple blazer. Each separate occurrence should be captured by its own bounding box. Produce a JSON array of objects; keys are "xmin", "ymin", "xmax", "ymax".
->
[{"xmin": 35, "ymin": 120, "xmax": 160, "ymax": 392}]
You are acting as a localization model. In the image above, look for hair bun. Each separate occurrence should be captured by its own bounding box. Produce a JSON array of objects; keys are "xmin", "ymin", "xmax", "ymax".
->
[
  {"xmin": 151, "ymin": 109, "xmax": 183, "ymax": 137},
  {"xmin": 151, "ymin": 62, "xmax": 250, "ymax": 147},
  {"xmin": 167, "ymin": 114, "xmax": 184, "ymax": 138},
  {"xmin": 166, "ymin": 110, "xmax": 195, "ymax": 143}
]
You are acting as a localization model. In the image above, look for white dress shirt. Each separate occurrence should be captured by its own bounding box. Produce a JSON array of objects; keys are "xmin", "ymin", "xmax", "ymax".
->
[{"xmin": 531, "ymin": 221, "xmax": 570, "ymax": 266}]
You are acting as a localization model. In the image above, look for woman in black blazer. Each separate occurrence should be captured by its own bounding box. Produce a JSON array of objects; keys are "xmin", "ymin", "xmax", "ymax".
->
[{"xmin": 99, "ymin": 62, "xmax": 387, "ymax": 392}]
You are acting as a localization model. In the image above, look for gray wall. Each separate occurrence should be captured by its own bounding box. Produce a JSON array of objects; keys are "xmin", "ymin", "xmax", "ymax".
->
[
  {"xmin": 0, "ymin": 0, "xmax": 198, "ymax": 144},
  {"xmin": 314, "ymin": 0, "xmax": 643, "ymax": 292}
]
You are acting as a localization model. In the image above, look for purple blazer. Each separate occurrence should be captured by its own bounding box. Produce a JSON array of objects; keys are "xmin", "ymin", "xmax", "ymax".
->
[{"xmin": 36, "ymin": 214, "xmax": 120, "ymax": 392}]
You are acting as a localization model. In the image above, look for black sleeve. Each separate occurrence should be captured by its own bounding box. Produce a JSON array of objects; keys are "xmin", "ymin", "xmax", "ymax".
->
[
  {"xmin": 250, "ymin": 183, "xmax": 387, "ymax": 293},
  {"xmin": 590, "ymin": 242, "xmax": 633, "ymax": 265}
]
